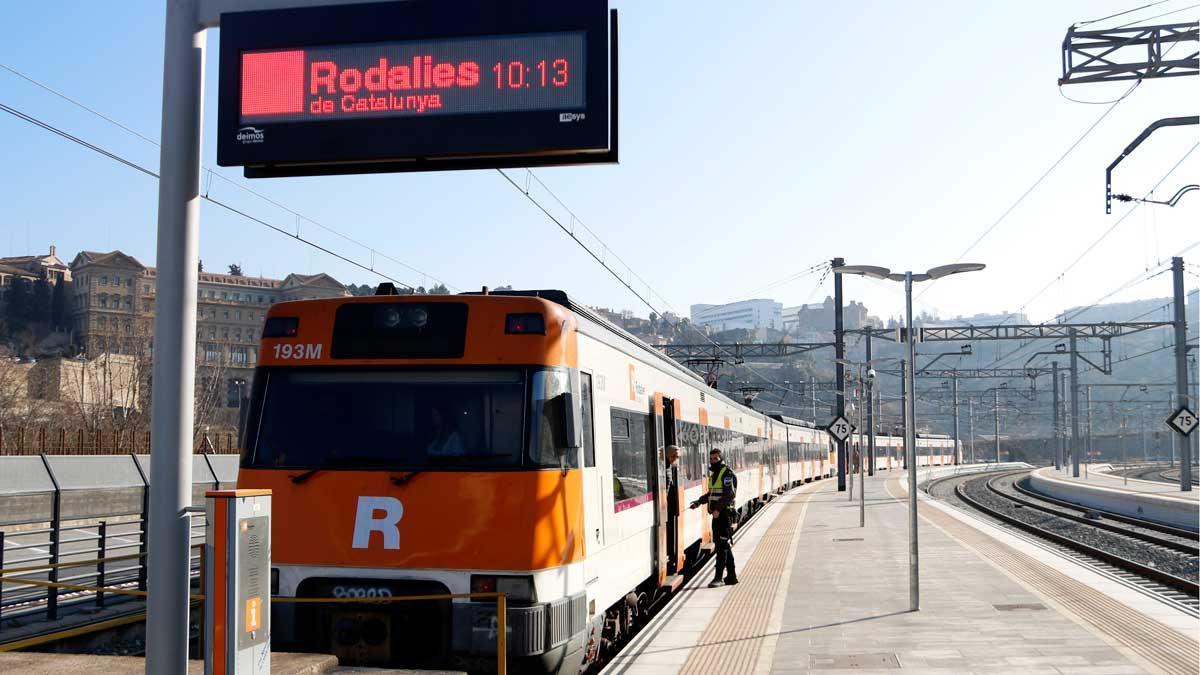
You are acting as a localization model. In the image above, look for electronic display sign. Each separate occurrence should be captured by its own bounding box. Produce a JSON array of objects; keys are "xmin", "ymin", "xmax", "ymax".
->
[{"xmin": 217, "ymin": 0, "xmax": 615, "ymax": 178}]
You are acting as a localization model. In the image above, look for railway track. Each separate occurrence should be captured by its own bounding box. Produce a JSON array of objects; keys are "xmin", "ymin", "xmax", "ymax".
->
[
  {"xmin": 1159, "ymin": 467, "xmax": 1200, "ymax": 486},
  {"xmin": 927, "ymin": 469, "xmax": 1199, "ymax": 616}
]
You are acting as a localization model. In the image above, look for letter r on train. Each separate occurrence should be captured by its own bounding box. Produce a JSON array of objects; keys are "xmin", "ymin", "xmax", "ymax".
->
[{"xmin": 352, "ymin": 496, "xmax": 404, "ymax": 549}]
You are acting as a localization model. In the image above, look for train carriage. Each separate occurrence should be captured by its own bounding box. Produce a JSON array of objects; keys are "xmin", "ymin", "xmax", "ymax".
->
[{"xmin": 237, "ymin": 288, "xmax": 950, "ymax": 673}]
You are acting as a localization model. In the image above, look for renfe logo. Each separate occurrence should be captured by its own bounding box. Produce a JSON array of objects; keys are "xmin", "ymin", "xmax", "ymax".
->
[{"xmin": 351, "ymin": 496, "xmax": 404, "ymax": 550}]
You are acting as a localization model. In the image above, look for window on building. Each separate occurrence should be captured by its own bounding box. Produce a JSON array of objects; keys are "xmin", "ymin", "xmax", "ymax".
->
[
  {"xmin": 222, "ymin": 328, "xmax": 229, "ymax": 340},
  {"xmin": 223, "ymin": 310, "xmax": 229, "ymax": 319},
  {"xmin": 257, "ymin": 295, "xmax": 264, "ymax": 304},
  {"xmin": 235, "ymin": 310, "xmax": 242, "ymax": 320},
  {"xmin": 208, "ymin": 327, "xmax": 216, "ymax": 339},
  {"xmin": 143, "ymin": 285, "xmax": 150, "ymax": 294},
  {"xmin": 232, "ymin": 348, "xmax": 248, "ymax": 366},
  {"xmin": 99, "ymin": 294, "xmax": 108, "ymax": 308},
  {"xmin": 127, "ymin": 278, "xmax": 133, "ymax": 287},
  {"xmin": 143, "ymin": 302, "xmax": 150, "ymax": 312},
  {"xmin": 207, "ymin": 291, "xmax": 215, "ymax": 299},
  {"xmin": 227, "ymin": 378, "xmax": 248, "ymax": 407},
  {"xmin": 102, "ymin": 276, "xmax": 109, "ymax": 285},
  {"xmin": 205, "ymin": 344, "xmax": 220, "ymax": 362},
  {"xmin": 222, "ymin": 292, "xmax": 228, "ymax": 300}
]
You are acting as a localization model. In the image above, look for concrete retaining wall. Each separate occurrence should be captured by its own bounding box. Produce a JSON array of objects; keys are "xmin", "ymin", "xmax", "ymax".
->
[{"xmin": 1029, "ymin": 466, "xmax": 1199, "ymax": 532}]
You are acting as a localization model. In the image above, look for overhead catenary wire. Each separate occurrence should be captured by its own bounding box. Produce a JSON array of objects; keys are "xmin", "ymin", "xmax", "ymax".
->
[
  {"xmin": 497, "ymin": 166, "xmax": 822, "ymax": 400},
  {"xmin": 917, "ymin": 81, "xmax": 1142, "ymax": 302},
  {"xmin": 0, "ymin": 100, "xmax": 439, "ymax": 292},
  {"xmin": 1077, "ymin": 0, "xmax": 1171, "ymax": 27},
  {"xmin": 976, "ymin": 155, "xmax": 1199, "ymax": 372},
  {"xmin": 1114, "ymin": 2, "xmax": 1200, "ymax": 28},
  {"xmin": 0, "ymin": 62, "xmax": 457, "ymax": 292}
]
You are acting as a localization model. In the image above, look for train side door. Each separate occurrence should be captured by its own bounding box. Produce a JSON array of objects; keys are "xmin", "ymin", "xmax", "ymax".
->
[{"xmin": 648, "ymin": 394, "xmax": 679, "ymax": 589}]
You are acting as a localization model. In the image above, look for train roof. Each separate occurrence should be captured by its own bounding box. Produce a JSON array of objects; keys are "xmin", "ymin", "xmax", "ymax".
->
[
  {"xmin": 460, "ymin": 288, "xmax": 771, "ymax": 420},
  {"xmin": 767, "ymin": 413, "xmax": 818, "ymax": 428}
]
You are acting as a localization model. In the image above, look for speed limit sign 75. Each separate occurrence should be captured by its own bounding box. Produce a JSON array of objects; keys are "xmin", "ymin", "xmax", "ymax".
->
[{"xmin": 827, "ymin": 416, "xmax": 854, "ymax": 442}]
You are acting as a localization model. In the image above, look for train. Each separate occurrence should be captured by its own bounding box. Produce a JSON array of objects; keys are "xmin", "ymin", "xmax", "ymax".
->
[{"xmin": 237, "ymin": 288, "xmax": 956, "ymax": 673}]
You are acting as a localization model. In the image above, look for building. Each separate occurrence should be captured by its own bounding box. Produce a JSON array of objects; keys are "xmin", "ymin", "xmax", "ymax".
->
[
  {"xmin": 690, "ymin": 299, "xmax": 783, "ymax": 332},
  {"xmin": 0, "ymin": 246, "xmax": 72, "ymax": 284},
  {"xmin": 782, "ymin": 296, "xmax": 872, "ymax": 335},
  {"xmin": 943, "ymin": 311, "xmax": 1029, "ymax": 326},
  {"xmin": 0, "ymin": 246, "xmax": 71, "ymax": 316},
  {"xmin": 68, "ymin": 249, "xmax": 349, "ymax": 409},
  {"xmin": 29, "ymin": 353, "xmax": 143, "ymax": 415}
]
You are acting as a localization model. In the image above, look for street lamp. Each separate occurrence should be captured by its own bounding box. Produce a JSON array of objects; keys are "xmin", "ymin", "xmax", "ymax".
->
[
  {"xmin": 836, "ymin": 262, "xmax": 986, "ymax": 613},
  {"xmin": 837, "ymin": 357, "xmax": 894, "ymax": 528}
]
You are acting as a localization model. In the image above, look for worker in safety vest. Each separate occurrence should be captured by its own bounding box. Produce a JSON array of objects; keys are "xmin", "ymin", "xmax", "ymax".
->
[{"xmin": 689, "ymin": 447, "xmax": 738, "ymax": 587}]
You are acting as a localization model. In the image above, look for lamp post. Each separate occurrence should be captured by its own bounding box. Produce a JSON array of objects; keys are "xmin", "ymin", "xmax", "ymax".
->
[
  {"xmin": 837, "ymin": 358, "xmax": 895, "ymax": 528},
  {"xmin": 835, "ymin": 262, "xmax": 986, "ymax": 613}
]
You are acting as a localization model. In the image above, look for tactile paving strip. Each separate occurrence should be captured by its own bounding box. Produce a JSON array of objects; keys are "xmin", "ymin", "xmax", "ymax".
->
[
  {"xmin": 677, "ymin": 499, "xmax": 807, "ymax": 675},
  {"xmin": 892, "ymin": 477, "xmax": 1200, "ymax": 675}
]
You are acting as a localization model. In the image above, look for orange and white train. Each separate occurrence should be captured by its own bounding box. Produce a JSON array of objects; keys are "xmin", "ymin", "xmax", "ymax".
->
[{"xmin": 237, "ymin": 289, "xmax": 955, "ymax": 673}]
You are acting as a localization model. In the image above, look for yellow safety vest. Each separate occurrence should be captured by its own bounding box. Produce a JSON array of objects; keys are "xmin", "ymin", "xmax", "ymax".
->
[{"xmin": 707, "ymin": 466, "xmax": 728, "ymax": 508}]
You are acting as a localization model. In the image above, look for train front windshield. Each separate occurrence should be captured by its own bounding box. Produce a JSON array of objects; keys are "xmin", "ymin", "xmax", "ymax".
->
[{"xmin": 242, "ymin": 367, "xmax": 572, "ymax": 470}]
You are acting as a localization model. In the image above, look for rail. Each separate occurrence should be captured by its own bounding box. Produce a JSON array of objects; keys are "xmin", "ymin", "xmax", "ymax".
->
[{"xmin": 953, "ymin": 472, "xmax": 1199, "ymax": 596}]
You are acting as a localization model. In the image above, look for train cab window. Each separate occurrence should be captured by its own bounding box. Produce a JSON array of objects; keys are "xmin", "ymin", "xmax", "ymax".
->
[
  {"xmin": 580, "ymin": 373, "xmax": 595, "ymax": 468},
  {"xmin": 529, "ymin": 370, "xmax": 580, "ymax": 469},
  {"xmin": 243, "ymin": 368, "xmax": 529, "ymax": 471}
]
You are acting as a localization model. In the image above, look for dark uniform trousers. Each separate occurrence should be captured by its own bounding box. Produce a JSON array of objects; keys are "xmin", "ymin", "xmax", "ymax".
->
[{"xmin": 712, "ymin": 507, "xmax": 737, "ymax": 581}]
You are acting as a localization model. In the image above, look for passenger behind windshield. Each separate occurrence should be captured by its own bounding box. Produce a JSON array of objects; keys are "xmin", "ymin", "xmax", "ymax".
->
[{"xmin": 426, "ymin": 404, "xmax": 465, "ymax": 459}]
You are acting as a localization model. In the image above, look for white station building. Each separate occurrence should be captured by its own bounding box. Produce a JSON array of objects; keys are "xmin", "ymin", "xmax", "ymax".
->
[{"xmin": 690, "ymin": 299, "xmax": 783, "ymax": 332}]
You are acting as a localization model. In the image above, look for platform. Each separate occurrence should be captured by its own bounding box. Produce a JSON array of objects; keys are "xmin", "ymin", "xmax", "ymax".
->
[
  {"xmin": 605, "ymin": 467, "xmax": 1199, "ymax": 675},
  {"xmin": 1029, "ymin": 464, "xmax": 1199, "ymax": 531}
]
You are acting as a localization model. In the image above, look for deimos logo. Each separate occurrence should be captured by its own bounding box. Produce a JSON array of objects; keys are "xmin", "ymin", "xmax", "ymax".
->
[{"xmin": 237, "ymin": 126, "xmax": 265, "ymax": 144}]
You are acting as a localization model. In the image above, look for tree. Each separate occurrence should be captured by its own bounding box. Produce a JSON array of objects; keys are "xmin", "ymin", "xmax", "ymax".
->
[
  {"xmin": 50, "ymin": 279, "xmax": 67, "ymax": 330},
  {"xmin": 415, "ymin": 286, "xmax": 427, "ymax": 295},
  {"xmin": 5, "ymin": 276, "xmax": 32, "ymax": 335},
  {"xmin": 428, "ymin": 283, "xmax": 449, "ymax": 295},
  {"xmin": 228, "ymin": 263, "xmax": 243, "ymax": 276},
  {"xmin": 198, "ymin": 259, "xmax": 204, "ymax": 273},
  {"xmin": 31, "ymin": 273, "xmax": 52, "ymax": 324},
  {"xmin": 494, "ymin": 285, "xmax": 513, "ymax": 292}
]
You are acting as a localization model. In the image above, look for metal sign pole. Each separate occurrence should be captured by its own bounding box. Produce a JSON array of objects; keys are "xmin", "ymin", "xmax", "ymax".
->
[
  {"xmin": 1070, "ymin": 329, "xmax": 1082, "ymax": 478},
  {"xmin": 903, "ymin": 273, "xmax": 919, "ymax": 612},
  {"xmin": 147, "ymin": 1, "xmax": 205, "ymax": 671},
  {"xmin": 1171, "ymin": 257, "xmax": 1193, "ymax": 491}
]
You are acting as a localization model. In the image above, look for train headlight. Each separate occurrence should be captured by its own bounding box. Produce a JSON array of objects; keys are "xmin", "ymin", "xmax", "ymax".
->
[
  {"xmin": 378, "ymin": 306, "xmax": 403, "ymax": 329},
  {"xmin": 471, "ymin": 574, "xmax": 536, "ymax": 603}
]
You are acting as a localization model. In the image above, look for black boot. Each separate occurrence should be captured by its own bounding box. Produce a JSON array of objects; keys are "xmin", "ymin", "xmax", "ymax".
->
[{"xmin": 724, "ymin": 556, "xmax": 738, "ymax": 585}]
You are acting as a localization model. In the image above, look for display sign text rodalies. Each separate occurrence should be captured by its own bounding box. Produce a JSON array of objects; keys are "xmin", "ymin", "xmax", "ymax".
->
[{"xmin": 217, "ymin": 0, "xmax": 615, "ymax": 178}]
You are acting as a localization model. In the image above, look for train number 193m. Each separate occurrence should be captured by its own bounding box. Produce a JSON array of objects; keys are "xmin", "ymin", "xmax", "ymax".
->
[{"xmin": 273, "ymin": 343, "xmax": 323, "ymax": 360}]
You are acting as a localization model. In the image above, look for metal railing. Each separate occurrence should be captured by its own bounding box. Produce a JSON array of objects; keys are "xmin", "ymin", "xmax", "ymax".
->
[
  {"xmin": 0, "ymin": 453, "xmax": 237, "ymax": 628},
  {"xmin": 0, "ymin": 516, "xmax": 205, "ymax": 627}
]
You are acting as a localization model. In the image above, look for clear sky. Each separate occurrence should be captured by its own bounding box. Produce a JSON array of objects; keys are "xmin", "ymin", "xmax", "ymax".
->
[{"xmin": 1, "ymin": 0, "xmax": 1197, "ymax": 324}]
